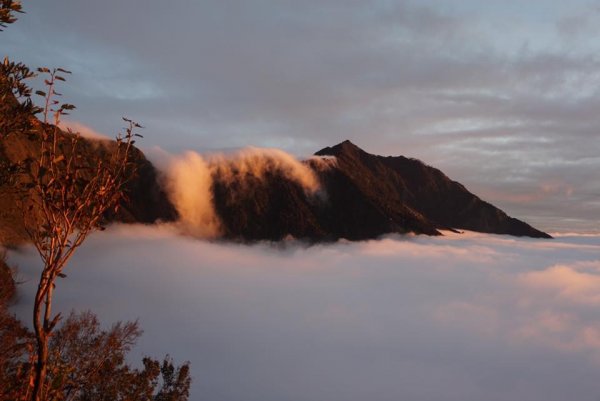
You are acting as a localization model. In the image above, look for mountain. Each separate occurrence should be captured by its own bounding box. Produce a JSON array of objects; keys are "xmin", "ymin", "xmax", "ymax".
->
[
  {"xmin": 0, "ymin": 134, "xmax": 551, "ymax": 246},
  {"xmin": 317, "ymin": 141, "xmax": 550, "ymax": 238},
  {"xmin": 0, "ymin": 128, "xmax": 176, "ymax": 245},
  {"xmin": 213, "ymin": 140, "xmax": 551, "ymax": 241}
]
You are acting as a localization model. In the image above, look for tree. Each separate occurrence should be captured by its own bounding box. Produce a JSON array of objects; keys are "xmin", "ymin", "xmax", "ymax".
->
[
  {"xmin": 0, "ymin": 57, "xmax": 38, "ymax": 138},
  {"xmin": 1, "ymin": 4, "xmax": 191, "ymax": 400},
  {"xmin": 0, "ymin": 2, "xmax": 37, "ymax": 191},
  {"xmin": 0, "ymin": 251, "xmax": 35, "ymax": 401},
  {"xmin": 0, "ymin": 306, "xmax": 192, "ymax": 401},
  {"xmin": 0, "ymin": 0, "xmax": 22, "ymax": 31},
  {"xmin": 46, "ymin": 311, "xmax": 191, "ymax": 401},
  {"xmin": 21, "ymin": 69, "xmax": 142, "ymax": 401}
]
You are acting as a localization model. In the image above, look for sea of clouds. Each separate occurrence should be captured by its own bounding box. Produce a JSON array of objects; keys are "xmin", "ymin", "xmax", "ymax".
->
[{"xmin": 7, "ymin": 225, "xmax": 600, "ymax": 401}]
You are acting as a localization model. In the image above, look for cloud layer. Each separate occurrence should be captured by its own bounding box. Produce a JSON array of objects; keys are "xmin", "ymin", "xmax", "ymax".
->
[
  {"xmin": 8, "ymin": 227, "xmax": 600, "ymax": 401},
  {"xmin": 3, "ymin": 1, "xmax": 600, "ymax": 232}
]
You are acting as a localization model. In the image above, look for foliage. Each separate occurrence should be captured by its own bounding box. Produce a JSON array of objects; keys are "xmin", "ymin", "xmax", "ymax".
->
[
  {"xmin": 0, "ymin": 252, "xmax": 34, "ymax": 401},
  {"xmin": 0, "ymin": 3, "xmax": 192, "ymax": 400},
  {"xmin": 0, "ymin": 1, "xmax": 36, "ymax": 183},
  {"xmin": 0, "ymin": 309, "xmax": 191, "ymax": 401},
  {"xmin": 0, "ymin": 308, "xmax": 34, "ymax": 401},
  {"xmin": 0, "ymin": 57, "xmax": 39, "ymax": 138},
  {"xmin": 0, "ymin": 1, "xmax": 31, "ymax": 138},
  {"xmin": 22, "ymin": 66, "xmax": 144, "ymax": 401},
  {"xmin": 0, "ymin": 0, "xmax": 22, "ymax": 31},
  {"xmin": 0, "ymin": 57, "xmax": 38, "ymax": 186},
  {"xmin": 0, "ymin": 250, "xmax": 16, "ymax": 303},
  {"xmin": 47, "ymin": 311, "xmax": 191, "ymax": 401},
  {"xmin": 0, "ymin": 1, "xmax": 37, "ymax": 184}
]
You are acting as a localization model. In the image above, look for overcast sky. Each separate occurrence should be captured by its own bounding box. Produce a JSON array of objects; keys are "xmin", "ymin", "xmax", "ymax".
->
[{"xmin": 3, "ymin": 0, "xmax": 600, "ymax": 232}]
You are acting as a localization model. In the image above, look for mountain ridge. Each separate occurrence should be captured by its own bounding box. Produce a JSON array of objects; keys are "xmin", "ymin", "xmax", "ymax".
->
[
  {"xmin": 210, "ymin": 139, "xmax": 551, "ymax": 240},
  {"xmin": 0, "ymin": 134, "xmax": 552, "ymax": 245},
  {"xmin": 0, "ymin": 129, "xmax": 176, "ymax": 245},
  {"xmin": 311, "ymin": 140, "xmax": 550, "ymax": 239}
]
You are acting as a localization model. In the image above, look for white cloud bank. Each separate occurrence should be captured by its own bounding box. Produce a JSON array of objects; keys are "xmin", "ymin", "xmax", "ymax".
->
[{"xmin": 8, "ymin": 228, "xmax": 600, "ymax": 401}]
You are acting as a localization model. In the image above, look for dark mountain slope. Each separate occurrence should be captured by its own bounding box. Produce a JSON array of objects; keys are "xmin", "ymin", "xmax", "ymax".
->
[
  {"xmin": 212, "ymin": 169, "xmax": 326, "ymax": 241},
  {"xmin": 315, "ymin": 140, "xmax": 550, "ymax": 238},
  {"xmin": 212, "ymin": 161, "xmax": 439, "ymax": 242},
  {"xmin": 309, "ymin": 161, "xmax": 440, "ymax": 239},
  {"xmin": 1, "ymin": 134, "xmax": 550, "ymax": 244},
  {"xmin": 209, "ymin": 140, "xmax": 550, "ymax": 241}
]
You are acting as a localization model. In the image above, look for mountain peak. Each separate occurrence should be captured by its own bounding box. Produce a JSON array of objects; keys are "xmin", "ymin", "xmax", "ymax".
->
[
  {"xmin": 309, "ymin": 140, "xmax": 551, "ymax": 239},
  {"xmin": 314, "ymin": 140, "xmax": 367, "ymax": 157}
]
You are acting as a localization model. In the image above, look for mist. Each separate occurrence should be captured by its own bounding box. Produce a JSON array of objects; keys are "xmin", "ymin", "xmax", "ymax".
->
[
  {"xmin": 8, "ymin": 226, "xmax": 600, "ymax": 401},
  {"xmin": 164, "ymin": 148, "xmax": 330, "ymax": 237}
]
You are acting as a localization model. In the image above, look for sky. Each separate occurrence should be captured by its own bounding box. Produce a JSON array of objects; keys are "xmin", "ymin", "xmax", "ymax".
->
[
  {"xmin": 3, "ymin": 0, "xmax": 600, "ymax": 232},
  {"xmin": 9, "ymin": 225, "xmax": 600, "ymax": 401}
]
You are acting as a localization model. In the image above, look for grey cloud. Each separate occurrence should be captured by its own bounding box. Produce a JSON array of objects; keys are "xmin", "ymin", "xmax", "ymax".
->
[
  {"xmin": 8, "ymin": 225, "xmax": 600, "ymax": 400},
  {"xmin": 556, "ymin": 2, "xmax": 600, "ymax": 41},
  {"xmin": 2, "ymin": 0, "xmax": 599, "ymax": 231}
]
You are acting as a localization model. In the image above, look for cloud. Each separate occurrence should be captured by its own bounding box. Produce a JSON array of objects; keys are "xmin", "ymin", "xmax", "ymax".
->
[
  {"xmin": 166, "ymin": 152, "xmax": 221, "ymax": 238},
  {"xmin": 59, "ymin": 120, "xmax": 111, "ymax": 141},
  {"xmin": 164, "ymin": 148, "xmax": 324, "ymax": 237},
  {"xmin": 519, "ymin": 262, "xmax": 600, "ymax": 305},
  {"xmin": 208, "ymin": 147, "xmax": 321, "ymax": 193},
  {"xmin": 7, "ymin": 227, "xmax": 600, "ymax": 401},
  {"xmin": 4, "ymin": 1, "xmax": 600, "ymax": 230},
  {"xmin": 556, "ymin": 4, "xmax": 600, "ymax": 40}
]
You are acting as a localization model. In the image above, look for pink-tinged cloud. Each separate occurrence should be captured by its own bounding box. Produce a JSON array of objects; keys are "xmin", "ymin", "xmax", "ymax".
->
[
  {"xmin": 7, "ymin": 227, "xmax": 600, "ymax": 401},
  {"xmin": 59, "ymin": 120, "xmax": 111, "ymax": 141},
  {"xmin": 164, "ymin": 148, "xmax": 323, "ymax": 238},
  {"xmin": 518, "ymin": 262, "xmax": 600, "ymax": 305},
  {"xmin": 166, "ymin": 152, "xmax": 222, "ymax": 238}
]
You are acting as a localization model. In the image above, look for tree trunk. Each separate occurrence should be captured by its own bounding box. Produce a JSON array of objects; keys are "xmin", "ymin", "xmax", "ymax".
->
[{"xmin": 31, "ymin": 275, "xmax": 52, "ymax": 401}]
